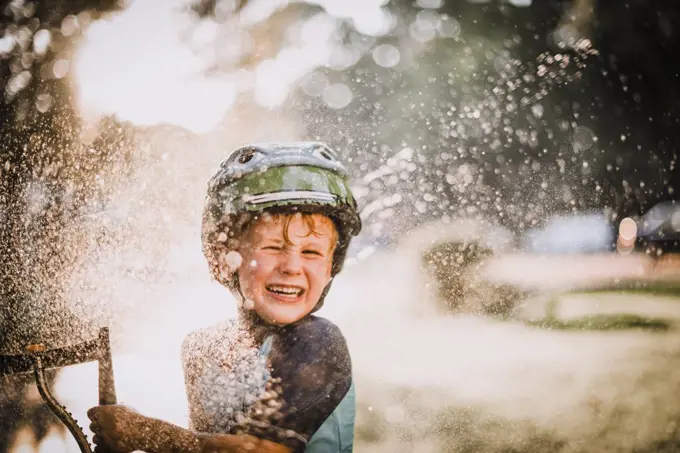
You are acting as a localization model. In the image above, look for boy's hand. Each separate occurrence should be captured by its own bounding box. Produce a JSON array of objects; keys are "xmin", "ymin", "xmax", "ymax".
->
[{"xmin": 87, "ymin": 405, "xmax": 145, "ymax": 453}]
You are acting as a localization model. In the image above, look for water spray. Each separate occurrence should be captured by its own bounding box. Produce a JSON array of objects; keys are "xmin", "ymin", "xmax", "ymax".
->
[{"xmin": 0, "ymin": 327, "xmax": 117, "ymax": 453}]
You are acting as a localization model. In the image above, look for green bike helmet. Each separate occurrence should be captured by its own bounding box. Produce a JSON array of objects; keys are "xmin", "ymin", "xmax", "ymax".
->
[{"xmin": 201, "ymin": 142, "xmax": 362, "ymax": 311}]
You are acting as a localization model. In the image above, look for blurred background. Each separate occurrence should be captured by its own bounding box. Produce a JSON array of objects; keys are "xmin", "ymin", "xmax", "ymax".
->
[{"xmin": 0, "ymin": 0, "xmax": 679, "ymax": 452}]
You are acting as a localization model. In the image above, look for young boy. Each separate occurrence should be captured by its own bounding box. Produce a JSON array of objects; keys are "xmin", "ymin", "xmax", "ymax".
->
[{"xmin": 87, "ymin": 142, "xmax": 362, "ymax": 453}]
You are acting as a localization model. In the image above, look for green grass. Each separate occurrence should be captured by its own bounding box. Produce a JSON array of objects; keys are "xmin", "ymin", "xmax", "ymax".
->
[
  {"xmin": 524, "ymin": 313, "xmax": 671, "ymax": 332},
  {"xmin": 516, "ymin": 289, "xmax": 677, "ymax": 332},
  {"xmin": 578, "ymin": 280, "xmax": 680, "ymax": 298}
]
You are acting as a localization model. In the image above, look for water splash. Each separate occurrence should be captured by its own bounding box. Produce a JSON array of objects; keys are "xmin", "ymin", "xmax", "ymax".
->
[{"xmin": 4, "ymin": 2, "xmax": 678, "ymax": 453}]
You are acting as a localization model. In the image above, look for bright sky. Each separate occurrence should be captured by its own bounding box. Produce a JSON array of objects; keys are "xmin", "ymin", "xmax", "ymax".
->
[
  {"xmin": 73, "ymin": 0, "xmax": 237, "ymax": 133},
  {"xmin": 72, "ymin": 0, "xmax": 393, "ymax": 133}
]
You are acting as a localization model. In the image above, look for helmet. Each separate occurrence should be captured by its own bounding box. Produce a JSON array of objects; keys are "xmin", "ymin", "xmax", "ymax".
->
[{"xmin": 202, "ymin": 142, "xmax": 362, "ymax": 310}]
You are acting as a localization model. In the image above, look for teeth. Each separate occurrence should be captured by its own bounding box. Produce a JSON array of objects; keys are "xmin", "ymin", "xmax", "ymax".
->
[{"xmin": 267, "ymin": 285, "xmax": 302, "ymax": 296}]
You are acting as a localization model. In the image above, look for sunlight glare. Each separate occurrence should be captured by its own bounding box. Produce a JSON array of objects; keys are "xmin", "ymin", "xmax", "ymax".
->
[{"xmin": 72, "ymin": 0, "xmax": 236, "ymax": 134}]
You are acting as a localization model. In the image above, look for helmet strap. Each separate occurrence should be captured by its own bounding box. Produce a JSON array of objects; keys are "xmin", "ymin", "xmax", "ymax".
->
[
  {"xmin": 230, "ymin": 272, "xmax": 247, "ymax": 306},
  {"xmin": 311, "ymin": 277, "xmax": 334, "ymax": 313}
]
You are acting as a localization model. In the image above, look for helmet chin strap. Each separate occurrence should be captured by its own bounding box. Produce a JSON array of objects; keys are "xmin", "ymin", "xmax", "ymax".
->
[
  {"xmin": 311, "ymin": 277, "xmax": 333, "ymax": 313},
  {"xmin": 229, "ymin": 272, "xmax": 247, "ymax": 307}
]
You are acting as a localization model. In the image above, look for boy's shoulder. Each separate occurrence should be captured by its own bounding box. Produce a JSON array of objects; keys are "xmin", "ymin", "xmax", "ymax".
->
[
  {"xmin": 288, "ymin": 315, "xmax": 347, "ymax": 344},
  {"xmin": 277, "ymin": 316, "xmax": 350, "ymax": 366},
  {"xmin": 181, "ymin": 316, "xmax": 349, "ymax": 362},
  {"xmin": 181, "ymin": 319, "xmax": 240, "ymax": 361},
  {"xmin": 269, "ymin": 315, "xmax": 353, "ymax": 429}
]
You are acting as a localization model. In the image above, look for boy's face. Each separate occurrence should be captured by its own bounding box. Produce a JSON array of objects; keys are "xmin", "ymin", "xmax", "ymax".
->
[{"xmin": 236, "ymin": 212, "xmax": 337, "ymax": 325}]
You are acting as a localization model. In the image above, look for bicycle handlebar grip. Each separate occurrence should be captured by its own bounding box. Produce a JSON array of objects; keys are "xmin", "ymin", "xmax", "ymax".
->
[{"xmin": 98, "ymin": 327, "xmax": 118, "ymax": 406}]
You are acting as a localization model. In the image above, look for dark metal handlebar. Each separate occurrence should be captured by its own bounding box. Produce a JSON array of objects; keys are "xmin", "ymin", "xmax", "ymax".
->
[{"xmin": 0, "ymin": 327, "xmax": 118, "ymax": 453}]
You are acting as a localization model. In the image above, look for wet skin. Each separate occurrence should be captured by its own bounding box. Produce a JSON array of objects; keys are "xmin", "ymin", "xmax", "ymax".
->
[{"xmin": 229, "ymin": 212, "xmax": 337, "ymax": 325}]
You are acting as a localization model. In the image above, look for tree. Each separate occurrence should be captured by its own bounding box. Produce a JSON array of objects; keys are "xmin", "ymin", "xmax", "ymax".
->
[{"xmin": 0, "ymin": 1, "xmax": 124, "ymax": 450}]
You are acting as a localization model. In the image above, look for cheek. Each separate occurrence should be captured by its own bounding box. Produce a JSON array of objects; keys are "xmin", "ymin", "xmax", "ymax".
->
[
  {"xmin": 240, "ymin": 253, "xmax": 275, "ymax": 285},
  {"xmin": 308, "ymin": 261, "xmax": 333, "ymax": 288}
]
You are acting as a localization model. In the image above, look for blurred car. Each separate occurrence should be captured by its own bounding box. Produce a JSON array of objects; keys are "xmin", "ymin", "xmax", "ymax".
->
[
  {"xmin": 522, "ymin": 213, "xmax": 615, "ymax": 255},
  {"xmin": 635, "ymin": 201, "xmax": 680, "ymax": 256}
]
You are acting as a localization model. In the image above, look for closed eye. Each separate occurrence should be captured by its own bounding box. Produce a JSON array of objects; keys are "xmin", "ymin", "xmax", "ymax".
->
[{"xmin": 303, "ymin": 249, "xmax": 324, "ymax": 257}]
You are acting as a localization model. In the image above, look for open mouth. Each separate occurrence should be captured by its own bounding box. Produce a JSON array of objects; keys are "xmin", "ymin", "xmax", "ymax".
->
[{"xmin": 265, "ymin": 284, "xmax": 305, "ymax": 300}]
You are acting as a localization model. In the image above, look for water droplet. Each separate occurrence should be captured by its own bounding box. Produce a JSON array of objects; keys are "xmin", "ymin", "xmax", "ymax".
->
[
  {"xmin": 323, "ymin": 83, "xmax": 352, "ymax": 109},
  {"xmin": 61, "ymin": 15, "xmax": 80, "ymax": 37},
  {"xmin": 572, "ymin": 125, "xmax": 595, "ymax": 152},
  {"xmin": 410, "ymin": 12, "xmax": 437, "ymax": 42},
  {"xmin": 300, "ymin": 71, "xmax": 329, "ymax": 97},
  {"xmin": 372, "ymin": 44, "xmax": 400, "ymax": 68},
  {"xmin": 0, "ymin": 35, "xmax": 16, "ymax": 56},
  {"xmin": 52, "ymin": 59, "xmax": 70, "ymax": 79},
  {"xmin": 6, "ymin": 70, "xmax": 32, "ymax": 96},
  {"xmin": 437, "ymin": 19, "xmax": 461, "ymax": 41},
  {"xmin": 33, "ymin": 29, "xmax": 51, "ymax": 55},
  {"xmin": 531, "ymin": 103, "xmax": 544, "ymax": 119},
  {"xmin": 35, "ymin": 93, "xmax": 53, "ymax": 113},
  {"xmin": 225, "ymin": 250, "xmax": 243, "ymax": 270}
]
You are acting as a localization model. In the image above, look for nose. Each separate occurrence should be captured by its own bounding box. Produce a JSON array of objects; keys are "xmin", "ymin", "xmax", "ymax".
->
[{"xmin": 279, "ymin": 250, "xmax": 303, "ymax": 275}]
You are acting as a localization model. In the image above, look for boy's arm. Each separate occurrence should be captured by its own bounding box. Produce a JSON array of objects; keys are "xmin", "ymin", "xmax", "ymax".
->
[
  {"xmin": 143, "ymin": 415, "xmax": 291, "ymax": 453},
  {"xmin": 87, "ymin": 405, "xmax": 291, "ymax": 453}
]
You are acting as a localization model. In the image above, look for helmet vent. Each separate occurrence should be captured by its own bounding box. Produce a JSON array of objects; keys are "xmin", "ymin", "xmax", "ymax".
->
[
  {"xmin": 237, "ymin": 148, "xmax": 257, "ymax": 164},
  {"xmin": 316, "ymin": 147, "xmax": 335, "ymax": 161}
]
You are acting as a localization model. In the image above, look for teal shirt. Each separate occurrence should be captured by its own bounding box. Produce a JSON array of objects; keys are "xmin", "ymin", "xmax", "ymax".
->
[{"xmin": 306, "ymin": 382, "xmax": 355, "ymax": 453}]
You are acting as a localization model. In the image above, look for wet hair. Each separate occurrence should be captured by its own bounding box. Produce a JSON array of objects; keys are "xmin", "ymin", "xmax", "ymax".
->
[
  {"xmin": 207, "ymin": 209, "xmax": 339, "ymax": 291},
  {"xmin": 250, "ymin": 212, "xmax": 339, "ymax": 253}
]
